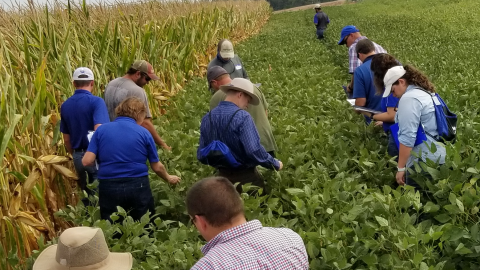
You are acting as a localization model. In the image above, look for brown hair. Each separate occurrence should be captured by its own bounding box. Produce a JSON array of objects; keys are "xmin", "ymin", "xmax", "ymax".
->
[
  {"xmin": 73, "ymin": 80, "xmax": 93, "ymax": 88},
  {"xmin": 114, "ymin": 97, "xmax": 147, "ymax": 122},
  {"xmin": 356, "ymin": 39, "xmax": 375, "ymax": 55},
  {"xmin": 186, "ymin": 177, "xmax": 244, "ymax": 227},
  {"xmin": 371, "ymin": 54, "xmax": 435, "ymax": 94}
]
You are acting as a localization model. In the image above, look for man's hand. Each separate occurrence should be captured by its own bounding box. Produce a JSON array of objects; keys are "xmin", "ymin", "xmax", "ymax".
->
[
  {"xmin": 278, "ymin": 161, "xmax": 283, "ymax": 170},
  {"xmin": 167, "ymin": 175, "xmax": 181, "ymax": 185},
  {"xmin": 396, "ymin": 171, "xmax": 406, "ymax": 186},
  {"xmin": 374, "ymin": 121, "xmax": 384, "ymax": 127},
  {"xmin": 162, "ymin": 144, "xmax": 172, "ymax": 151}
]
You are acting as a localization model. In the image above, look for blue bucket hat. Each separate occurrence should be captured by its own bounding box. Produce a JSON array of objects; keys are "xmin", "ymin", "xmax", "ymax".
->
[{"xmin": 338, "ymin": 25, "xmax": 360, "ymax": 45}]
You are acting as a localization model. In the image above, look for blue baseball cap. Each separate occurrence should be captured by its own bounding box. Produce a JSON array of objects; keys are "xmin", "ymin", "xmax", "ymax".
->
[{"xmin": 338, "ymin": 25, "xmax": 360, "ymax": 45}]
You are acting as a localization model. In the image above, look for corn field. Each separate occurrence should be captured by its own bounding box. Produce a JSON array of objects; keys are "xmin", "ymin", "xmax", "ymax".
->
[{"xmin": 0, "ymin": 0, "xmax": 270, "ymax": 268}]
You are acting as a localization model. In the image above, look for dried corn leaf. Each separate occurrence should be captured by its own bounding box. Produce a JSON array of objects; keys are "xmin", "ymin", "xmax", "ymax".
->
[
  {"xmin": 38, "ymin": 155, "xmax": 70, "ymax": 164},
  {"xmin": 52, "ymin": 164, "xmax": 78, "ymax": 180},
  {"xmin": 8, "ymin": 184, "xmax": 22, "ymax": 216},
  {"xmin": 153, "ymin": 95, "xmax": 169, "ymax": 101},
  {"xmin": 23, "ymin": 167, "xmax": 42, "ymax": 194},
  {"xmin": 14, "ymin": 211, "xmax": 47, "ymax": 231}
]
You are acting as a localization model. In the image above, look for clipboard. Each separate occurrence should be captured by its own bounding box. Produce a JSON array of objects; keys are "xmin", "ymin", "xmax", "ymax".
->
[{"xmin": 352, "ymin": 105, "xmax": 383, "ymax": 115}]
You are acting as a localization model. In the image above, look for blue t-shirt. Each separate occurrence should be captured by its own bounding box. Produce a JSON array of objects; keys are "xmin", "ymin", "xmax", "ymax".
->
[
  {"xmin": 353, "ymin": 55, "xmax": 383, "ymax": 124},
  {"xmin": 60, "ymin": 90, "xmax": 110, "ymax": 150},
  {"xmin": 87, "ymin": 117, "xmax": 159, "ymax": 179},
  {"xmin": 381, "ymin": 94, "xmax": 400, "ymax": 133}
]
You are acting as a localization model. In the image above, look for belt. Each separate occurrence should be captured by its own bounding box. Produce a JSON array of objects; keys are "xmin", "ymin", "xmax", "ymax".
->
[{"xmin": 73, "ymin": 148, "xmax": 87, "ymax": 152}]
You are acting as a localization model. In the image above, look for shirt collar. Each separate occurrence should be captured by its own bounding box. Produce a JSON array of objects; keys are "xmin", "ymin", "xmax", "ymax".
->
[
  {"xmin": 74, "ymin": 89, "xmax": 92, "ymax": 95},
  {"xmin": 353, "ymin": 36, "xmax": 367, "ymax": 45},
  {"xmin": 201, "ymin": 220, "xmax": 262, "ymax": 255},
  {"xmin": 363, "ymin": 55, "xmax": 375, "ymax": 63},
  {"xmin": 114, "ymin": 116, "xmax": 137, "ymax": 123},
  {"xmin": 405, "ymin": 84, "xmax": 417, "ymax": 92},
  {"xmin": 218, "ymin": 100, "xmax": 240, "ymax": 108}
]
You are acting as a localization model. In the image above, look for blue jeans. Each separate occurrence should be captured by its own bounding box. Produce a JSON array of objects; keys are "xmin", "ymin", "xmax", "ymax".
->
[
  {"xmin": 316, "ymin": 29, "xmax": 325, "ymax": 39},
  {"xmin": 73, "ymin": 151, "xmax": 97, "ymax": 205},
  {"xmin": 98, "ymin": 176, "xmax": 155, "ymax": 222}
]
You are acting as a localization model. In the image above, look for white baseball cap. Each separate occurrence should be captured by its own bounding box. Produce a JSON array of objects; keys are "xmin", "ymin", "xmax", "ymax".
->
[
  {"xmin": 72, "ymin": 67, "xmax": 94, "ymax": 81},
  {"xmin": 219, "ymin": 40, "xmax": 234, "ymax": 59},
  {"xmin": 383, "ymin": 66, "xmax": 406, "ymax": 97}
]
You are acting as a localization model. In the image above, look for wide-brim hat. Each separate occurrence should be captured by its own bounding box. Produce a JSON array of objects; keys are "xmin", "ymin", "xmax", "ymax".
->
[
  {"xmin": 220, "ymin": 78, "xmax": 259, "ymax": 106},
  {"xmin": 33, "ymin": 227, "xmax": 132, "ymax": 270}
]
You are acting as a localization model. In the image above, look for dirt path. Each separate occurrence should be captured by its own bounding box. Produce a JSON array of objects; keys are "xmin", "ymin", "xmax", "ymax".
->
[{"xmin": 273, "ymin": 0, "xmax": 348, "ymax": 14}]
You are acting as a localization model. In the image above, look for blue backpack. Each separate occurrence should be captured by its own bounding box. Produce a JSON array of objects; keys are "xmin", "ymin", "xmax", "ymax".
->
[
  {"xmin": 420, "ymin": 89, "xmax": 457, "ymax": 143},
  {"xmin": 198, "ymin": 110, "xmax": 242, "ymax": 168}
]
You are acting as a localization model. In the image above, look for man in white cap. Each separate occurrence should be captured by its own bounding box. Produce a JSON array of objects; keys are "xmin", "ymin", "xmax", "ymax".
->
[
  {"xmin": 197, "ymin": 78, "xmax": 283, "ymax": 194},
  {"xmin": 207, "ymin": 39, "xmax": 249, "ymax": 80},
  {"xmin": 313, "ymin": 4, "xmax": 329, "ymax": 39},
  {"xmin": 60, "ymin": 67, "xmax": 110, "ymax": 205},
  {"xmin": 33, "ymin": 227, "xmax": 132, "ymax": 270},
  {"xmin": 104, "ymin": 60, "xmax": 170, "ymax": 150}
]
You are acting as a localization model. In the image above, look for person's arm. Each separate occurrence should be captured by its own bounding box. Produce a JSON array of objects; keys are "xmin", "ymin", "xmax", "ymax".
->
[
  {"xmin": 150, "ymin": 161, "xmax": 180, "ymax": 184},
  {"xmin": 314, "ymin": 14, "xmax": 318, "ymax": 26},
  {"xmin": 347, "ymin": 74, "xmax": 354, "ymax": 93},
  {"xmin": 352, "ymin": 70, "xmax": 365, "ymax": 114},
  {"xmin": 93, "ymin": 99, "xmax": 110, "ymax": 131},
  {"xmin": 141, "ymin": 118, "xmax": 171, "ymax": 150},
  {"xmin": 355, "ymin": 98, "xmax": 367, "ymax": 107},
  {"xmin": 396, "ymin": 144, "xmax": 412, "ymax": 185},
  {"xmin": 63, "ymin": 134, "xmax": 73, "ymax": 155},
  {"xmin": 82, "ymin": 151, "xmax": 96, "ymax": 166},
  {"xmin": 371, "ymin": 107, "xmax": 396, "ymax": 122},
  {"xmin": 238, "ymin": 115, "xmax": 281, "ymax": 170}
]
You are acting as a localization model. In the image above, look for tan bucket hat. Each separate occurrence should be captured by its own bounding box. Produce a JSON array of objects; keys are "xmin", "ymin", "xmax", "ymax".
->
[
  {"xmin": 33, "ymin": 227, "xmax": 132, "ymax": 270},
  {"xmin": 220, "ymin": 78, "xmax": 260, "ymax": 105}
]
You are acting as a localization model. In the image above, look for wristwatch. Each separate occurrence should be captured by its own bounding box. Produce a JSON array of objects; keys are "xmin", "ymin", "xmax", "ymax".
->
[{"xmin": 397, "ymin": 167, "xmax": 406, "ymax": 172}]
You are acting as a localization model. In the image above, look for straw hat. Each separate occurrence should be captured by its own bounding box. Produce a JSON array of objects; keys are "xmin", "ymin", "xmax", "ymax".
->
[
  {"xmin": 33, "ymin": 227, "xmax": 132, "ymax": 270},
  {"xmin": 220, "ymin": 78, "xmax": 260, "ymax": 105}
]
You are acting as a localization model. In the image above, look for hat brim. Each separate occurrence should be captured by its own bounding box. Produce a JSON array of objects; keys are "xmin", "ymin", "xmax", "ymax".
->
[
  {"xmin": 220, "ymin": 51, "xmax": 234, "ymax": 59},
  {"xmin": 33, "ymin": 245, "xmax": 133, "ymax": 270},
  {"xmin": 383, "ymin": 85, "xmax": 393, "ymax": 98},
  {"xmin": 220, "ymin": 85, "xmax": 260, "ymax": 106},
  {"xmin": 338, "ymin": 35, "xmax": 347, "ymax": 45},
  {"xmin": 147, "ymin": 72, "xmax": 160, "ymax": 81}
]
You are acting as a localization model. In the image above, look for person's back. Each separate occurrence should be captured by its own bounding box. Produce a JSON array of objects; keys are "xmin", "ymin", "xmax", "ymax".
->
[
  {"xmin": 353, "ymin": 57, "xmax": 382, "ymax": 113},
  {"xmin": 104, "ymin": 77, "xmax": 151, "ymax": 121},
  {"xmin": 192, "ymin": 220, "xmax": 308, "ymax": 270},
  {"xmin": 210, "ymin": 86, "xmax": 277, "ymax": 154},
  {"xmin": 314, "ymin": 11, "xmax": 329, "ymax": 30},
  {"xmin": 91, "ymin": 117, "xmax": 156, "ymax": 179}
]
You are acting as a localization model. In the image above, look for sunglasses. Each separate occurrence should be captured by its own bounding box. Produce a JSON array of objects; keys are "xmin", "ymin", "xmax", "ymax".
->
[
  {"xmin": 141, "ymin": 72, "xmax": 151, "ymax": 82},
  {"xmin": 343, "ymin": 34, "xmax": 349, "ymax": 45}
]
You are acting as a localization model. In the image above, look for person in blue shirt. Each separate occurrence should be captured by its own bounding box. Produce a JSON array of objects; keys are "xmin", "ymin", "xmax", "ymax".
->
[
  {"xmin": 371, "ymin": 56, "xmax": 446, "ymax": 189},
  {"xmin": 352, "ymin": 39, "xmax": 383, "ymax": 124},
  {"xmin": 60, "ymin": 67, "xmax": 110, "ymax": 205},
  {"xmin": 197, "ymin": 78, "xmax": 283, "ymax": 193},
  {"xmin": 313, "ymin": 4, "xmax": 329, "ymax": 39},
  {"xmin": 82, "ymin": 97, "xmax": 180, "ymax": 222}
]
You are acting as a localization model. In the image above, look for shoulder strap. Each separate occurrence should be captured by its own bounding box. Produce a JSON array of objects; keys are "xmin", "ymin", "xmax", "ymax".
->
[
  {"xmin": 414, "ymin": 88, "xmax": 440, "ymax": 140},
  {"xmin": 223, "ymin": 109, "xmax": 242, "ymax": 135},
  {"xmin": 208, "ymin": 109, "xmax": 242, "ymax": 140}
]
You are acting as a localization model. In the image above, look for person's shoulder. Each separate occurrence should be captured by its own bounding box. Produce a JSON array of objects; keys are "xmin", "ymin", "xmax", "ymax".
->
[{"xmin": 208, "ymin": 58, "xmax": 220, "ymax": 67}]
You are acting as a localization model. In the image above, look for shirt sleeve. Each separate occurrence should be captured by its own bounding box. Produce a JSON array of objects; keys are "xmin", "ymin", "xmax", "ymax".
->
[
  {"xmin": 348, "ymin": 46, "xmax": 356, "ymax": 74},
  {"xmin": 59, "ymin": 106, "xmax": 69, "ymax": 134},
  {"xmin": 313, "ymin": 14, "xmax": 318, "ymax": 24},
  {"xmin": 145, "ymin": 132, "xmax": 159, "ymax": 163},
  {"xmin": 87, "ymin": 129, "xmax": 99, "ymax": 154},
  {"xmin": 93, "ymin": 98, "xmax": 110, "ymax": 125},
  {"xmin": 197, "ymin": 115, "xmax": 209, "ymax": 162},
  {"xmin": 238, "ymin": 115, "xmax": 279, "ymax": 170},
  {"xmin": 352, "ymin": 69, "xmax": 366, "ymax": 99},
  {"xmin": 397, "ymin": 96, "xmax": 423, "ymax": 147},
  {"xmin": 386, "ymin": 95, "xmax": 400, "ymax": 108}
]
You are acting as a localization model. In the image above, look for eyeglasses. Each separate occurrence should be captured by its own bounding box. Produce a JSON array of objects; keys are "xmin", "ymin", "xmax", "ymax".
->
[
  {"xmin": 343, "ymin": 34, "xmax": 349, "ymax": 45},
  {"xmin": 141, "ymin": 72, "xmax": 151, "ymax": 82}
]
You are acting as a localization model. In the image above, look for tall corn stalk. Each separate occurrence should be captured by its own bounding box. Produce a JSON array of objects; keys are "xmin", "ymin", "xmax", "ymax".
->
[{"xmin": 0, "ymin": 0, "xmax": 271, "ymax": 268}]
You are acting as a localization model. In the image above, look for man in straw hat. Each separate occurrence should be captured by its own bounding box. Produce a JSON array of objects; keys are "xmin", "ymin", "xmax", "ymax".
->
[
  {"xmin": 33, "ymin": 227, "xmax": 132, "ymax": 270},
  {"xmin": 207, "ymin": 39, "xmax": 249, "ymax": 80},
  {"xmin": 104, "ymin": 60, "xmax": 171, "ymax": 150},
  {"xmin": 197, "ymin": 78, "xmax": 283, "ymax": 194}
]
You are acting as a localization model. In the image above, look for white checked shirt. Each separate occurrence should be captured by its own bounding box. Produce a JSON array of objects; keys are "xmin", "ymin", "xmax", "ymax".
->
[
  {"xmin": 191, "ymin": 220, "xmax": 309, "ymax": 270},
  {"xmin": 348, "ymin": 36, "xmax": 387, "ymax": 73}
]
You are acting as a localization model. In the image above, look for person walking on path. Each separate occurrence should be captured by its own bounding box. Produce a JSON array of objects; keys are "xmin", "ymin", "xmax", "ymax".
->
[
  {"xmin": 187, "ymin": 177, "xmax": 309, "ymax": 270},
  {"xmin": 104, "ymin": 60, "xmax": 171, "ymax": 150},
  {"xmin": 197, "ymin": 78, "xmax": 283, "ymax": 193},
  {"xmin": 207, "ymin": 66, "xmax": 278, "ymax": 158},
  {"xmin": 338, "ymin": 25, "xmax": 387, "ymax": 94},
  {"xmin": 208, "ymin": 39, "xmax": 249, "ymax": 80},
  {"xmin": 313, "ymin": 4, "xmax": 330, "ymax": 39},
  {"xmin": 60, "ymin": 67, "xmax": 110, "ymax": 205},
  {"xmin": 82, "ymin": 97, "xmax": 180, "ymax": 222}
]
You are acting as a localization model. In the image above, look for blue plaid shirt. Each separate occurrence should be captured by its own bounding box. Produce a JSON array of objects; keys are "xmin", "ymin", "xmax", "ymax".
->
[{"xmin": 198, "ymin": 101, "xmax": 280, "ymax": 170}]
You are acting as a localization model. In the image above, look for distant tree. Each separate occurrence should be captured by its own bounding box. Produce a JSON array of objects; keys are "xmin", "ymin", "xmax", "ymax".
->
[{"xmin": 267, "ymin": 0, "xmax": 336, "ymax": 11}]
